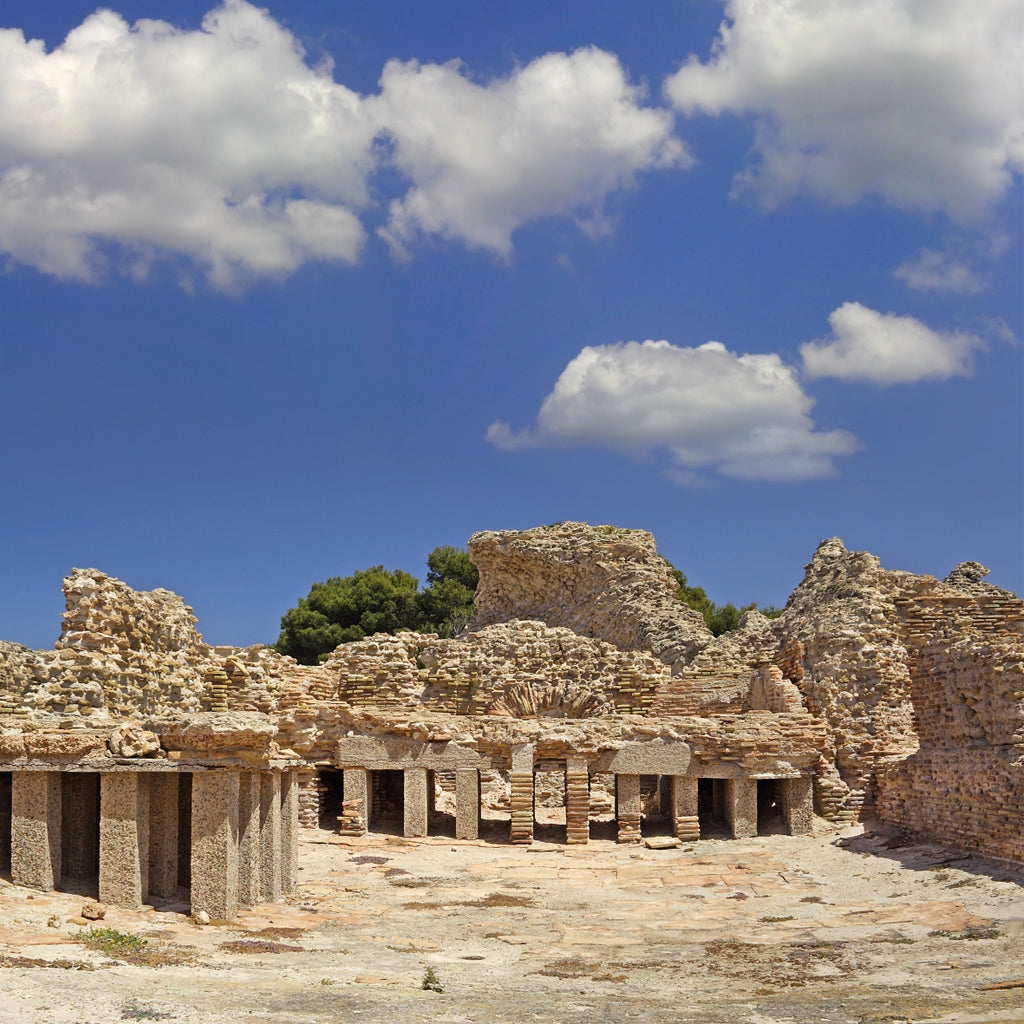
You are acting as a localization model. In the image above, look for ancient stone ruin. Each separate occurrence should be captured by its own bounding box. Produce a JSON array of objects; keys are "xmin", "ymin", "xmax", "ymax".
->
[{"xmin": 1, "ymin": 523, "xmax": 1020, "ymax": 919}]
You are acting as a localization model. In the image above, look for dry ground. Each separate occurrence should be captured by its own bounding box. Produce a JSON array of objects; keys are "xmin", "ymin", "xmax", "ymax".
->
[{"xmin": 1, "ymin": 821, "xmax": 1022, "ymax": 1024}]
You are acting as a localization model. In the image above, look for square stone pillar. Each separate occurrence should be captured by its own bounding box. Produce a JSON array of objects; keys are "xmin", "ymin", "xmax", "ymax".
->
[
  {"xmin": 61, "ymin": 773, "xmax": 99, "ymax": 881},
  {"xmin": 615, "ymin": 774, "xmax": 642, "ymax": 844},
  {"xmin": 455, "ymin": 768, "xmax": 480, "ymax": 840},
  {"xmin": 100, "ymin": 773, "xmax": 150, "ymax": 908},
  {"xmin": 339, "ymin": 767, "xmax": 369, "ymax": 837},
  {"xmin": 259, "ymin": 771, "xmax": 281, "ymax": 903},
  {"xmin": 781, "ymin": 776, "xmax": 814, "ymax": 836},
  {"xmin": 565, "ymin": 758, "xmax": 590, "ymax": 845},
  {"xmin": 11, "ymin": 771, "xmax": 62, "ymax": 891},
  {"xmin": 191, "ymin": 771, "xmax": 240, "ymax": 921},
  {"xmin": 280, "ymin": 771, "xmax": 299, "ymax": 894},
  {"xmin": 238, "ymin": 772, "xmax": 262, "ymax": 907},
  {"xmin": 148, "ymin": 774, "xmax": 179, "ymax": 901},
  {"xmin": 403, "ymin": 768, "xmax": 429, "ymax": 838},
  {"xmin": 726, "ymin": 778, "xmax": 758, "ymax": 839},
  {"xmin": 510, "ymin": 744, "xmax": 535, "ymax": 845},
  {"xmin": 671, "ymin": 776, "xmax": 700, "ymax": 841}
]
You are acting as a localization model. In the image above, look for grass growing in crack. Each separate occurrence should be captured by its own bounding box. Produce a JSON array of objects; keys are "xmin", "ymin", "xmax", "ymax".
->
[
  {"xmin": 80, "ymin": 928, "xmax": 148, "ymax": 958},
  {"xmin": 928, "ymin": 926, "xmax": 1000, "ymax": 940},
  {"xmin": 120, "ymin": 1002, "xmax": 172, "ymax": 1021},
  {"xmin": 422, "ymin": 966, "xmax": 444, "ymax": 992}
]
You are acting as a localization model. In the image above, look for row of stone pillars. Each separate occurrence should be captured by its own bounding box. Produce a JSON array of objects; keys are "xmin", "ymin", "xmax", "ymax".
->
[
  {"xmin": 3, "ymin": 768, "xmax": 299, "ymax": 920},
  {"xmin": 337, "ymin": 758, "xmax": 813, "ymax": 845}
]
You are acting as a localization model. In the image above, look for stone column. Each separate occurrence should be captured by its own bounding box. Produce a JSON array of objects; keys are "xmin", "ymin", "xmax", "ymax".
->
[
  {"xmin": 671, "ymin": 776, "xmax": 700, "ymax": 841},
  {"xmin": 237, "ymin": 772, "xmax": 262, "ymax": 907},
  {"xmin": 280, "ymin": 771, "xmax": 299, "ymax": 894},
  {"xmin": 339, "ymin": 767, "xmax": 369, "ymax": 837},
  {"xmin": 259, "ymin": 771, "xmax": 281, "ymax": 903},
  {"xmin": 615, "ymin": 774, "xmax": 642, "ymax": 844},
  {"xmin": 509, "ymin": 744, "xmax": 535, "ymax": 845},
  {"xmin": 11, "ymin": 771, "xmax": 61, "ymax": 891},
  {"xmin": 726, "ymin": 778, "xmax": 758, "ymax": 839},
  {"xmin": 455, "ymin": 768, "xmax": 480, "ymax": 841},
  {"xmin": 61, "ymin": 773, "xmax": 99, "ymax": 880},
  {"xmin": 781, "ymin": 776, "xmax": 814, "ymax": 836},
  {"xmin": 191, "ymin": 771, "xmax": 240, "ymax": 921},
  {"xmin": 403, "ymin": 768, "xmax": 429, "ymax": 838},
  {"xmin": 147, "ymin": 774, "xmax": 179, "ymax": 901},
  {"xmin": 100, "ymin": 773, "xmax": 150, "ymax": 908},
  {"xmin": 565, "ymin": 758, "xmax": 590, "ymax": 845}
]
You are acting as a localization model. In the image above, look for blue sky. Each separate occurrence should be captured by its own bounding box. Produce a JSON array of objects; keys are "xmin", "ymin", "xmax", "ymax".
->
[{"xmin": 1, "ymin": 0, "xmax": 1021, "ymax": 650}]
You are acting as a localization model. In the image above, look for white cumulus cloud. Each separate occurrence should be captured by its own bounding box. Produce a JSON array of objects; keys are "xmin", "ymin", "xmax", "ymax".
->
[
  {"xmin": 893, "ymin": 247, "xmax": 984, "ymax": 294},
  {"xmin": 800, "ymin": 302, "xmax": 985, "ymax": 384},
  {"xmin": 487, "ymin": 339, "xmax": 857, "ymax": 481},
  {"xmin": 665, "ymin": 0, "xmax": 1024, "ymax": 219},
  {"xmin": 372, "ymin": 48, "xmax": 688, "ymax": 256}
]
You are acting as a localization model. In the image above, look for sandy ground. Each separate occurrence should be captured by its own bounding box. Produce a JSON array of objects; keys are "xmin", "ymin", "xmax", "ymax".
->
[{"xmin": 1, "ymin": 820, "xmax": 1022, "ymax": 1024}]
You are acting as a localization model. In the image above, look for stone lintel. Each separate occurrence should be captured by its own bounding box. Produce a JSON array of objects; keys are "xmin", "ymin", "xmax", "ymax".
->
[
  {"xmin": 596, "ymin": 740, "xmax": 691, "ymax": 776},
  {"xmin": 337, "ymin": 736, "xmax": 497, "ymax": 771}
]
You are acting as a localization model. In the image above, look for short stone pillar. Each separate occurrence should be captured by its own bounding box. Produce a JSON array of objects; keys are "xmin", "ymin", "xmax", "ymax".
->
[
  {"xmin": 191, "ymin": 771, "xmax": 240, "ymax": 921},
  {"xmin": 259, "ymin": 771, "xmax": 282, "ymax": 903},
  {"xmin": 340, "ymin": 767, "xmax": 369, "ymax": 836},
  {"xmin": 280, "ymin": 771, "xmax": 299, "ymax": 894},
  {"xmin": 237, "ymin": 772, "xmax": 262, "ymax": 907},
  {"xmin": 455, "ymin": 768, "xmax": 480, "ymax": 841},
  {"xmin": 510, "ymin": 744, "xmax": 535, "ymax": 845},
  {"xmin": 615, "ymin": 774, "xmax": 642, "ymax": 843},
  {"xmin": 726, "ymin": 778, "xmax": 758, "ymax": 839},
  {"xmin": 99, "ymin": 773, "xmax": 150, "ymax": 908},
  {"xmin": 62, "ymin": 773, "xmax": 100, "ymax": 880},
  {"xmin": 11, "ymin": 771, "xmax": 62, "ymax": 891},
  {"xmin": 671, "ymin": 776, "xmax": 700, "ymax": 841},
  {"xmin": 565, "ymin": 758, "xmax": 590, "ymax": 845},
  {"xmin": 781, "ymin": 776, "xmax": 814, "ymax": 836},
  {"xmin": 147, "ymin": 773, "xmax": 179, "ymax": 901},
  {"xmin": 403, "ymin": 768, "xmax": 429, "ymax": 838}
]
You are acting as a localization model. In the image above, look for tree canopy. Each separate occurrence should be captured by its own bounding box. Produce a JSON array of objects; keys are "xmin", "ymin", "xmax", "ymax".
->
[
  {"xmin": 274, "ymin": 546, "xmax": 479, "ymax": 664},
  {"xmin": 667, "ymin": 563, "xmax": 782, "ymax": 637}
]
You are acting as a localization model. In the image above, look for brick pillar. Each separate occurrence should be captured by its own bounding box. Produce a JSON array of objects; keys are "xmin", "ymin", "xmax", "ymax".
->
[
  {"xmin": 565, "ymin": 758, "xmax": 590, "ymax": 845},
  {"xmin": 148, "ymin": 773, "xmax": 179, "ymax": 901},
  {"xmin": 280, "ymin": 771, "xmax": 299, "ymax": 894},
  {"xmin": 11, "ymin": 771, "xmax": 61, "ymax": 891},
  {"xmin": 726, "ymin": 778, "xmax": 758, "ymax": 839},
  {"xmin": 339, "ymin": 767, "xmax": 369, "ymax": 836},
  {"xmin": 237, "ymin": 772, "xmax": 262, "ymax": 907},
  {"xmin": 259, "ymin": 771, "xmax": 281, "ymax": 903},
  {"xmin": 671, "ymin": 776, "xmax": 700, "ymax": 841},
  {"xmin": 509, "ymin": 744, "xmax": 534, "ymax": 845},
  {"xmin": 781, "ymin": 776, "xmax": 814, "ymax": 836},
  {"xmin": 403, "ymin": 768, "xmax": 429, "ymax": 838},
  {"xmin": 296, "ymin": 769, "xmax": 319, "ymax": 829},
  {"xmin": 455, "ymin": 768, "xmax": 480, "ymax": 840},
  {"xmin": 99, "ymin": 773, "xmax": 150, "ymax": 908},
  {"xmin": 191, "ymin": 771, "xmax": 240, "ymax": 921},
  {"xmin": 615, "ymin": 774, "xmax": 642, "ymax": 844}
]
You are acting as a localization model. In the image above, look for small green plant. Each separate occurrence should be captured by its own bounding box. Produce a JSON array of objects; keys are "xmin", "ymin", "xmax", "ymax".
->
[
  {"xmin": 319, "ymin": 978, "xmax": 334, "ymax": 986},
  {"xmin": 929, "ymin": 926, "xmax": 1001, "ymax": 940},
  {"xmin": 421, "ymin": 965, "xmax": 443, "ymax": 992},
  {"xmin": 120, "ymin": 1003, "xmax": 171, "ymax": 1021},
  {"xmin": 81, "ymin": 927, "xmax": 148, "ymax": 958}
]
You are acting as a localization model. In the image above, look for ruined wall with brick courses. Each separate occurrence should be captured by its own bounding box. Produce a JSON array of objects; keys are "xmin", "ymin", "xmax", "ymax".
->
[{"xmin": 875, "ymin": 569, "xmax": 1024, "ymax": 863}]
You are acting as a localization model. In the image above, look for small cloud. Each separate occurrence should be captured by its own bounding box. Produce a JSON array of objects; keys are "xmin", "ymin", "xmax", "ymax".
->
[
  {"xmin": 487, "ymin": 339, "xmax": 857, "ymax": 482},
  {"xmin": 893, "ymin": 248, "xmax": 983, "ymax": 294},
  {"xmin": 801, "ymin": 302, "xmax": 985, "ymax": 385}
]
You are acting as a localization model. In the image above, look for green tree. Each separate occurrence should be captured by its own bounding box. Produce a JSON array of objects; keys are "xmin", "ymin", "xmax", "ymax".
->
[
  {"xmin": 275, "ymin": 566, "xmax": 421, "ymax": 664},
  {"xmin": 665, "ymin": 561, "xmax": 782, "ymax": 637},
  {"xmin": 418, "ymin": 545, "xmax": 478, "ymax": 637}
]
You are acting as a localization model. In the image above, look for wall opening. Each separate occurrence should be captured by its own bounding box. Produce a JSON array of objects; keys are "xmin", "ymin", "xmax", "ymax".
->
[
  {"xmin": 369, "ymin": 770, "xmax": 403, "ymax": 834},
  {"xmin": 0, "ymin": 772, "xmax": 11, "ymax": 873},
  {"xmin": 427, "ymin": 769, "xmax": 455, "ymax": 838},
  {"xmin": 177, "ymin": 773, "xmax": 192, "ymax": 888},
  {"xmin": 61, "ymin": 772, "xmax": 100, "ymax": 895},
  {"xmin": 697, "ymin": 779, "xmax": 729, "ymax": 836},
  {"xmin": 533, "ymin": 761, "xmax": 566, "ymax": 843},
  {"xmin": 757, "ymin": 779, "xmax": 785, "ymax": 835},
  {"xmin": 318, "ymin": 769, "xmax": 344, "ymax": 829},
  {"xmin": 640, "ymin": 775, "xmax": 673, "ymax": 837}
]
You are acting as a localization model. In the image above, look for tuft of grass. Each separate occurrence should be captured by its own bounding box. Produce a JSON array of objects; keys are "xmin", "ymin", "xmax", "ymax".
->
[
  {"xmin": 928, "ymin": 926, "xmax": 1000, "ymax": 940},
  {"xmin": 120, "ymin": 1002, "xmax": 172, "ymax": 1021},
  {"xmin": 421, "ymin": 965, "xmax": 443, "ymax": 992},
  {"xmin": 80, "ymin": 928, "xmax": 147, "ymax": 958}
]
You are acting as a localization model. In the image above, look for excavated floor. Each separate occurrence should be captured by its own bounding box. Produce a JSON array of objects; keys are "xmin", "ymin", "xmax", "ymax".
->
[{"xmin": 0, "ymin": 822, "xmax": 1021, "ymax": 1024}]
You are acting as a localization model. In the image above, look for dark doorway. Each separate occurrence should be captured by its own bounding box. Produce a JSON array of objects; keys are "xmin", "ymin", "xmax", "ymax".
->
[
  {"xmin": 61, "ymin": 773, "xmax": 100, "ymax": 894},
  {"xmin": 318, "ymin": 769, "xmax": 344, "ymax": 829},
  {"xmin": 0, "ymin": 772, "xmax": 11, "ymax": 872},
  {"xmin": 370, "ymin": 770, "xmax": 404, "ymax": 834},
  {"xmin": 757, "ymin": 779, "xmax": 785, "ymax": 835},
  {"xmin": 698, "ymin": 779, "xmax": 729, "ymax": 837},
  {"xmin": 177, "ymin": 773, "xmax": 192, "ymax": 888},
  {"xmin": 428, "ymin": 769, "xmax": 455, "ymax": 838},
  {"xmin": 640, "ymin": 774, "xmax": 673, "ymax": 837}
]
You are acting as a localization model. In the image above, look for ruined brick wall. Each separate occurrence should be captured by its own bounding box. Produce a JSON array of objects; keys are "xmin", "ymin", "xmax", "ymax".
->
[
  {"xmin": 468, "ymin": 523, "xmax": 713, "ymax": 669},
  {"xmin": 876, "ymin": 568, "xmax": 1024, "ymax": 863}
]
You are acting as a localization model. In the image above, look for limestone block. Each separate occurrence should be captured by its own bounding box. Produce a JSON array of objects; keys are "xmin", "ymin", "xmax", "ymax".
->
[{"xmin": 99, "ymin": 773, "xmax": 150, "ymax": 908}]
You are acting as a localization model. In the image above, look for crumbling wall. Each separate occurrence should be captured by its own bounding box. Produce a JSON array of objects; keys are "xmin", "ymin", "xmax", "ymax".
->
[{"xmin": 469, "ymin": 523, "xmax": 713, "ymax": 669}]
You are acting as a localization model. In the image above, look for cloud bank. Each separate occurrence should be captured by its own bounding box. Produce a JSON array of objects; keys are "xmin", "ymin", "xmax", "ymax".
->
[
  {"xmin": 0, "ymin": 2, "xmax": 684, "ymax": 284},
  {"xmin": 800, "ymin": 303, "xmax": 986, "ymax": 385},
  {"xmin": 665, "ymin": 0, "xmax": 1024, "ymax": 218},
  {"xmin": 487, "ymin": 339, "xmax": 857, "ymax": 481}
]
